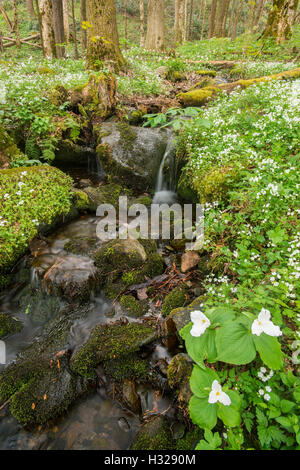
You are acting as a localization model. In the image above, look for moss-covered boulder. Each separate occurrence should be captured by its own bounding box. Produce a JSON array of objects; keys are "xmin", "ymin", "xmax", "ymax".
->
[
  {"xmin": 70, "ymin": 321, "xmax": 157, "ymax": 377},
  {"xmin": 190, "ymin": 77, "xmax": 218, "ymax": 90},
  {"xmin": 82, "ymin": 182, "xmax": 131, "ymax": 211},
  {"xmin": 167, "ymin": 353, "xmax": 193, "ymax": 410},
  {"xmin": 130, "ymin": 415, "xmax": 175, "ymax": 450},
  {"xmin": 95, "ymin": 122, "xmax": 170, "ymax": 190},
  {"xmin": 120, "ymin": 295, "xmax": 146, "ymax": 318},
  {"xmin": 0, "ymin": 313, "xmax": 22, "ymax": 339},
  {"xmin": 0, "ymin": 166, "xmax": 73, "ymax": 278},
  {"xmin": 162, "ymin": 286, "xmax": 188, "ymax": 317},
  {"xmin": 193, "ymin": 166, "xmax": 234, "ymax": 203},
  {"xmin": 0, "ymin": 125, "xmax": 24, "ymax": 168},
  {"xmin": 177, "ymin": 86, "xmax": 221, "ymax": 107},
  {"xmin": 196, "ymin": 69, "xmax": 217, "ymax": 77}
]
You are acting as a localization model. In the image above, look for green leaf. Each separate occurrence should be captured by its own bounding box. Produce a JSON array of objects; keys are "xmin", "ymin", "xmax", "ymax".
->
[
  {"xmin": 253, "ymin": 333, "xmax": 283, "ymax": 370},
  {"xmin": 280, "ymin": 399, "xmax": 295, "ymax": 413},
  {"xmin": 216, "ymin": 391, "xmax": 241, "ymax": 428},
  {"xmin": 181, "ymin": 324, "xmax": 217, "ymax": 363},
  {"xmin": 207, "ymin": 306, "xmax": 236, "ymax": 326},
  {"xmin": 189, "ymin": 396, "xmax": 218, "ymax": 430},
  {"xmin": 190, "ymin": 365, "xmax": 218, "ymax": 398},
  {"xmin": 216, "ymin": 321, "xmax": 256, "ymax": 365}
]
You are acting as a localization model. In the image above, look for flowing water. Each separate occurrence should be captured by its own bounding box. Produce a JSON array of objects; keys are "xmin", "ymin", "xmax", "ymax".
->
[{"xmin": 153, "ymin": 137, "xmax": 177, "ymax": 204}]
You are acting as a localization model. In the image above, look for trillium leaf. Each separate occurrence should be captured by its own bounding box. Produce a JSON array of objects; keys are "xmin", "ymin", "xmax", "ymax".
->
[
  {"xmin": 189, "ymin": 396, "xmax": 218, "ymax": 431},
  {"xmin": 190, "ymin": 365, "xmax": 219, "ymax": 398},
  {"xmin": 180, "ymin": 323, "xmax": 217, "ymax": 364},
  {"xmin": 253, "ymin": 333, "xmax": 283, "ymax": 370},
  {"xmin": 217, "ymin": 402, "xmax": 241, "ymax": 428},
  {"xmin": 208, "ymin": 306, "xmax": 236, "ymax": 327},
  {"xmin": 216, "ymin": 321, "xmax": 256, "ymax": 365}
]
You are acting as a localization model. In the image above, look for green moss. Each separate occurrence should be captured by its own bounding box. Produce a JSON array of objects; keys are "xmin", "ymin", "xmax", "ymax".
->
[
  {"xmin": 177, "ymin": 86, "xmax": 221, "ymax": 107},
  {"xmin": 177, "ymin": 171, "xmax": 198, "ymax": 202},
  {"xmin": 0, "ymin": 274, "xmax": 11, "ymax": 291},
  {"xmin": 128, "ymin": 110, "xmax": 144, "ymax": 125},
  {"xmin": 37, "ymin": 66, "xmax": 55, "ymax": 75},
  {"xmin": 117, "ymin": 122, "xmax": 137, "ymax": 151},
  {"xmin": 194, "ymin": 166, "xmax": 233, "ymax": 203},
  {"xmin": 132, "ymin": 195, "xmax": 152, "ymax": 206},
  {"xmin": 131, "ymin": 415, "xmax": 175, "ymax": 451},
  {"xmin": 72, "ymin": 189, "xmax": 90, "ymax": 211},
  {"xmin": 103, "ymin": 353, "xmax": 148, "ymax": 381},
  {"xmin": 64, "ymin": 236, "xmax": 97, "ymax": 255},
  {"xmin": 120, "ymin": 295, "xmax": 145, "ymax": 318},
  {"xmin": 0, "ymin": 166, "xmax": 73, "ymax": 274},
  {"xmin": 162, "ymin": 286, "xmax": 188, "ymax": 317},
  {"xmin": 0, "ymin": 124, "xmax": 23, "ymax": 167},
  {"xmin": 70, "ymin": 321, "xmax": 157, "ymax": 377},
  {"xmin": 167, "ymin": 353, "xmax": 193, "ymax": 389},
  {"xmin": 0, "ymin": 313, "xmax": 22, "ymax": 339},
  {"xmin": 196, "ymin": 69, "xmax": 217, "ymax": 77},
  {"xmin": 237, "ymin": 67, "xmax": 300, "ymax": 89},
  {"xmin": 176, "ymin": 428, "xmax": 203, "ymax": 450},
  {"xmin": 166, "ymin": 70, "xmax": 186, "ymax": 82}
]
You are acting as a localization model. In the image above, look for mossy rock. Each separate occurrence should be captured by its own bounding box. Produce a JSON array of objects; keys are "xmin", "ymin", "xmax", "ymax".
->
[
  {"xmin": 177, "ymin": 171, "xmax": 198, "ymax": 203},
  {"xmin": 167, "ymin": 353, "xmax": 193, "ymax": 389},
  {"xmin": 176, "ymin": 428, "xmax": 203, "ymax": 450},
  {"xmin": 0, "ymin": 275, "xmax": 11, "ymax": 292},
  {"xmin": 130, "ymin": 415, "xmax": 175, "ymax": 450},
  {"xmin": 196, "ymin": 69, "xmax": 217, "ymax": 77},
  {"xmin": 167, "ymin": 70, "xmax": 186, "ymax": 82},
  {"xmin": 70, "ymin": 321, "xmax": 157, "ymax": 377},
  {"xmin": 37, "ymin": 66, "xmax": 55, "ymax": 75},
  {"xmin": 162, "ymin": 286, "xmax": 188, "ymax": 317},
  {"xmin": 177, "ymin": 86, "xmax": 221, "ymax": 107},
  {"xmin": 72, "ymin": 189, "xmax": 90, "ymax": 211},
  {"xmin": 64, "ymin": 236, "xmax": 98, "ymax": 256},
  {"xmin": 83, "ymin": 182, "xmax": 131, "ymax": 211},
  {"xmin": 47, "ymin": 85, "xmax": 68, "ymax": 106},
  {"xmin": 0, "ymin": 124, "xmax": 24, "ymax": 167},
  {"xmin": 0, "ymin": 313, "xmax": 22, "ymax": 339},
  {"xmin": 190, "ymin": 77, "xmax": 218, "ymax": 90},
  {"xmin": 120, "ymin": 295, "xmax": 146, "ymax": 318},
  {"xmin": 127, "ymin": 109, "xmax": 144, "ymax": 125},
  {"xmin": 103, "ymin": 352, "xmax": 149, "ymax": 382},
  {"xmin": 193, "ymin": 166, "xmax": 233, "ymax": 203},
  {"xmin": 94, "ymin": 238, "xmax": 147, "ymax": 274}
]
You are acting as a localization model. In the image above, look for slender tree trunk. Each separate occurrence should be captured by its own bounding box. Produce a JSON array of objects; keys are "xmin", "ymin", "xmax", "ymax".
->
[
  {"xmin": 183, "ymin": 0, "xmax": 188, "ymax": 41},
  {"xmin": 140, "ymin": 0, "xmax": 145, "ymax": 46},
  {"xmin": 208, "ymin": 0, "xmax": 217, "ymax": 38},
  {"xmin": 215, "ymin": 0, "xmax": 228, "ymax": 37},
  {"xmin": 124, "ymin": 0, "xmax": 127, "ymax": 48},
  {"xmin": 39, "ymin": 0, "xmax": 56, "ymax": 58},
  {"xmin": 62, "ymin": 0, "xmax": 70, "ymax": 43},
  {"xmin": 81, "ymin": 0, "xmax": 87, "ymax": 51},
  {"xmin": 0, "ymin": 1, "xmax": 13, "ymax": 31},
  {"xmin": 188, "ymin": 0, "xmax": 194, "ymax": 40},
  {"xmin": 51, "ymin": 0, "xmax": 65, "ymax": 57},
  {"xmin": 228, "ymin": 0, "xmax": 237, "ymax": 37},
  {"xmin": 86, "ymin": 0, "xmax": 125, "ymax": 70},
  {"xmin": 145, "ymin": 0, "xmax": 165, "ymax": 51},
  {"xmin": 71, "ymin": 0, "xmax": 79, "ymax": 58},
  {"xmin": 13, "ymin": 0, "xmax": 21, "ymax": 48},
  {"xmin": 222, "ymin": 0, "xmax": 231, "ymax": 36},
  {"xmin": 254, "ymin": 0, "xmax": 266, "ymax": 27},
  {"xmin": 231, "ymin": 0, "xmax": 243, "ymax": 38},
  {"xmin": 174, "ymin": 0, "xmax": 185, "ymax": 43},
  {"xmin": 262, "ymin": 0, "xmax": 299, "ymax": 42},
  {"xmin": 201, "ymin": 0, "xmax": 206, "ymax": 39},
  {"xmin": 26, "ymin": 0, "xmax": 36, "ymax": 18}
]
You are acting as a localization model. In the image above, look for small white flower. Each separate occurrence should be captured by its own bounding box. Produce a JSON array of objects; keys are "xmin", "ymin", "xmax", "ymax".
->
[
  {"xmin": 251, "ymin": 308, "xmax": 282, "ymax": 337},
  {"xmin": 264, "ymin": 394, "xmax": 271, "ymax": 401},
  {"xmin": 258, "ymin": 389, "xmax": 264, "ymax": 396},
  {"xmin": 190, "ymin": 310, "xmax": 211, "ymax": 337},
  {"xmin": 265, "ymin": 386, "xmax": 272, "ymax": 393},
  {"xmin": 260, "ymin": 367, "xmax": 267, "ymax": 373},
  {"xmin": 208, "ymin": 380, "xmax": 231, "ymax": 406}
]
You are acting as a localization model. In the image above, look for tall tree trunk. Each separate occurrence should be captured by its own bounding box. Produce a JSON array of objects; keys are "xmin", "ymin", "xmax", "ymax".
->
[
  {"xmin": 145, "ymin": 0, "xmax": 165, "ymax": 50},
  {"xmin": 26, "ymin": 0, "xmax": 36, "ymax": 18},
  {"xmin": 124, "ymin": 0, "xmax": 128, "ymax": 48},
  {"xmin": 0, "ymin": 1, "xmax": 13, "ymax": 31},
  {"xmin": 13, "ymin": 0, "xmax": 21, "ymax": 48},
  {"xmin": 71, "ymin": 0, "xmax": 79, "ymax": 58},
  {"xmin": 51, "ymin": 0, "xmax": 65, "ymax": 57},
  {"xmin": 86, "ymin": 0, "xmax": 125, "ymax": 70},
  {"xmin": 81, "ymin": 0, "xmax": 87, "ymax": 51},
  {"xmin": 215, "ymin": 0, "xmax": 228, "ymax": 37},
  {"xmin": 222, "ymin": 0, "xmax": 231, "ymax": 36},
  {"xmin": 174, "ymin": 0, "xmax": 185, "ymax": 43},
  {"xmin": 231, "ymin": 0, "xmax": 243, "ymax": 38},
  {"xmin": 62, "ymin": 0, "xmax": 70, "ymax": 43},
  {"xmin": 201, "ymin": 0, "xmax": 206, "ymax": 39},
  {"xmin": 228, "ymin": 0, "xmax": 237, "ymax": 37},
  {"xmin": 208, "ymin": 0, "xmax": 217, "ymax": 38},
  {"xmin": 262, "ymin": 0, "xmax": 299, "ymax": 42},
  {"xmin": 140, "ymin": 0, "xmax": 145, "ymax": 47},
  {"xmin": 188, "ymin": 0, "xmax": 194, "ymax": 40},
  {"xmin": 254, "ymin": 0, "xmax": 266, "ymax": 27},
  {"xmin": 39, "ymin": 0, "xmax": 56, "ymax": 58}
]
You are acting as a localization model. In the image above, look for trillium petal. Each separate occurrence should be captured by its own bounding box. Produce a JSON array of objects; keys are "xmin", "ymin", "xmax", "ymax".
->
[
  {"xmin": 251, "ymin": 319, "xmax": 263, "ymax": 336},
  {"xmin": 208, "ymin": 391, "xmax": 218, "ymax": 404},
  {"xmin": 258, "ymin": 308, "xmax": 271, "ymax": 322},
  {"xmin": 219, "ymin": 391, "xmax": 231, "ymax": 406},
  {"xmin": 190, "ymin": 324, "xmax": 206, "ymax": 337},
  {"xmin": 211, "ymin": 380, "xmax": 222, "ymax": 393},
  {"xmin": 190, "ymin": 310, "xmax": 203, "ymax": 323},
  {"xmin": 262, "ymin": 320, "xmax": 282, "ymax": 337}
]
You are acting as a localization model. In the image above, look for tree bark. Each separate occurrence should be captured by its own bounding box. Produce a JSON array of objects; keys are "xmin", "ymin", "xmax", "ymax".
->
[
  {"xmin": 71, "ymin": 0, "xmax": 79, "ymax": 58},
  {"xmin": 124, "ymin": 0, "xmax": 127, "ymax": 48},
  {"xmin": 215, "ymin": 0, "xmax": 229, "ymax": 37},
  {"xmin": 140, "ymin": 0, "xmax": 145, "ymax": 47},
  {"xmin": 262, "ymin": 0, "xmax": 299, "ymax": 42},
  {"xmin": 81, "ymin": 0, "xmax": 87, "ymax": 51},
  {"xmin": 145, "ymin": 0, "xmax": 165, "ymax": 51},
  {"xmin": 86, "ymin": 0, "xmax": 125, "ymax": 71},
  {"xmin": 174, "ymin": 0, "xmax": 185, "ymax": 43},
  {"xmin": 26, "ymin": 0, "xmax": 36, "ymax": 18},
  {"xmin": 39, "ymin": 0, "xmax": 56, "ymax": 58},
  {"xmin": 254, "ymin": 0, "xmax": 267, "ymax": 27},
  {"xmin": 62, "ymin": 0, "xmax": 70, "ymax": 43},
  {"xmin": 231, "ymin": 0, "xmax": 243, "ymax": 38},
  {"xmin": 51, "ymin": 0, "xmax": 65, "ymax": 57},
  {"xmin": 228, "ymin": 0, "xmax": 237, "ymax": 37},
  {"xmin": 201, "ymin": 0, "xmax": 206, "ymax": 39},
  {"xmin": 208, "ymin": 0, "xmax": 217, "ymax": 38},
  {"xmin": 222, "ymin": 0, "xmax": 231, "ymax": 36},
  {"xmin": 13, "ymin": 0, "xmax": 21, "ymax": 48},
  {"xmin": 188, "ymin": 0, "xmax": 194, "ymax": 40}
]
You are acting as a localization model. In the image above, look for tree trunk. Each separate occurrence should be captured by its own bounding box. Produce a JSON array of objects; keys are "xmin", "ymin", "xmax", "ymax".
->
[
  {"xmin": 0, "ymin": 1, "xmax": 13, "ymax": 31},
  {"xmin": 26, "ymin": 0, "xmax": 36, "ymax": 18},
  {"xmin": 231, "ymin": 0, "xmax": 243, "ymax": 38},
  {"xmin": 208, "ymin": 0, "xmax": 217, "ymax": 38},
  {"xmin": 174, "ymin": 0, "xmax": 185, "ymax": 43},
  {"xmin": 254, "ymin": 0, "xmax": 266, "ymax": 27},
  {"xmin": 188, "ymin": 0, "xmax": 194, "ymax": 40},
  {"xmin": 184, "ymin": 0, "xmax": 188, "ymax": 41},
  {"xmin": 222, "ymin": 0, "xmax": 231, "ymax": 36},
  {"xmin": 71, "ymin": 0, "xmax": 79, "ymax": 58},
  {"xmin": 39, "ymin": 0, "xmax": 56, "ymax": 58},
  {"xmin": 62, "ymin": 0, "xmax": 70, "ymax": 43},
  {"xmin": 140, "ymin": 0, "xmax": 145, "ymax": 47},
  {"xmin": 145, "ymin": 0, "xmax": 165, "ymax": 51},
  {"xmin": 81, "ymin": 0, "xmax": 87, "ymax": 51},
  {"xmin": 228, "ymin": 0, "xmax": 237, "ymax": 37},
  {"xmin": 124, "ymin": 0, "xmax": 127, "ymax": 48},
  {"xmin": 262, "ymin": 0, "xmax": 299, "ymax": 42},
  {"xmin": 86, "ymin": 0, "xmax": 125, "ymax": 71},
  {"xmin": 51, "ymin": 0, "xmax": 65, "ymax": 57},
  {"xmin": 13, "ymin": 0, "xmax": 21, "ymax": 48},
  {"xmin": 215, "ymin": 0, "xmax": 229, "ymax": 37},
  {"xmin": 201, "ymin": 0, "xmax": 206, "ymax": 39}
]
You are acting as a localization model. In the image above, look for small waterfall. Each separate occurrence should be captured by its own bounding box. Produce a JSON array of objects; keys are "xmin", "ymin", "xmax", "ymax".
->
[{"xmin": 153, "ymin": 138, "xmax": 177, "ymax": 204}]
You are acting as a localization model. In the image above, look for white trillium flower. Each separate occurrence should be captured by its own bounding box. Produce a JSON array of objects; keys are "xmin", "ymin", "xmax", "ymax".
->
[
  {"xmin": 251, "ymin": 308, "xmax": 282, "ymax": 337},
  {"xmin": 190, "ymin": 310, "xmax": 211, "ymax": 337},
  {"xmin": 208, "ymin": 380, "xmax": 231, "ymax": 406}
]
